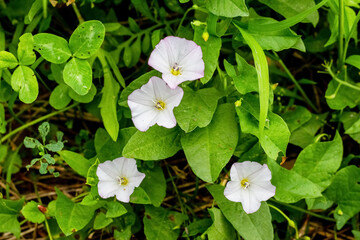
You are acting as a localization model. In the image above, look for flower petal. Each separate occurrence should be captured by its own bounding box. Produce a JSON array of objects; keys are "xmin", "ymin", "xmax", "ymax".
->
[
  {"xmin": 248, "ymin": 164, "xmax": 273, "ymax": 183},
  {"xmin": 235, "ymin": 161, "xmax": 264, "ymax": 179},
  {"xmin": 128, "ymin": 173, "xmax": 146, "ymax": 187},
  {"xmin": 97, "ymin": 160, "xmax": 119, "ymax": 180},
  {"xmin": 250, "ymin": 181, "xmax": 276, "ymax": 202},
  {"xmin": 115, "ymin": 186, "xmax": 134, "ymax": 203},
  {"xmin": 98, "ymin": 180, "xmax": 119, "ymax": 199},
  {"xmin": 224, "ymin": 181, "xmax": 243, "ymax": 202},
  {"xmin": 164, "ymin": 87, "xmax": 184, "ymax": 108},
  {"xmin": 131, "ymin": 107, "xmax": 159, "ymax": 132},
  {"xmin": 156, "ymin": 108, "xmax": 177, "ymax": 128},
  {"xmin": 241, "ymin": 188, "xmax": 262, "ymax": 214}
]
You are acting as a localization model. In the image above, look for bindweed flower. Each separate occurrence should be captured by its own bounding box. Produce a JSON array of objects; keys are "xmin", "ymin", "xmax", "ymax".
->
[
  {"xmin": 148, "ymin": 36, "xmax": 205, "ymax": 89},
  {"xmin": 96, "ymin": 157, "xmax": 145, "ymax": 203},
  {"xmin": 224, "ymin": 161, "xmax": 276, "ymax": 214},
  {"xmin": 128, "ymin": 76, "xmax": 184, "ymax": 132}
]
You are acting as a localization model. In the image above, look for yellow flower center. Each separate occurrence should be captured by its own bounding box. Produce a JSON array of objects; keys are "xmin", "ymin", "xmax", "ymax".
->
[
  {"xmin": 170, "ymin": 63, "xmax": 181, "ymax": 76},
  {"xmin": 155, "ymin": 100, "xmax": 166, "ymax": 110},
  {"xmin": 240, "ymin": 178, "xmax": 250, "ymax": 189},
  {"xmin": 117, "ymin": 177, "xmax": 129, "ymax": 186}
]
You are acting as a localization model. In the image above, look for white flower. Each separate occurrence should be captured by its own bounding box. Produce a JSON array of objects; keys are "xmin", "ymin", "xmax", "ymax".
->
[
  {"xmin": 127, "ymin": 76, "xmax": 184, "ymax": 132},
  {"xmin": 224, "ymin": 161, "xmax": 276, "ymax": 214},
  {"xmin": 148, "ymin": 36, "xmax": 205, "ymax": 89},
  {"xmin": 96, "ymin": 157, "xmax": 145, "ymax": 203}
]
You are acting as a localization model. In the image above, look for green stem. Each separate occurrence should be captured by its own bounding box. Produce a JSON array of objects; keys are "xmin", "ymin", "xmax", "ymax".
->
[
  {"xmin": 72, "ymin": 2, "xmax": 84, "ymax": 24},
  {"xmin": 325, "ymin": 63, "xmax": 360, "ymax": 91},
  {"xmin": 272, "ymin": 52, "xmax": 319, "ymax": 113},
  {"xmin": 166, "ymin": 164, "xmax": 186, "ymax": 214},
  {"xmin": 6, "ymin": 144, "xmax": 22, "ymax": 199},
  {"xmin": 1, "ymin": 103, "xmax": 79, "ymax": 144},
  {"xmin": 338, "ymin": 0, "xmax": 345, "ymax": 68},
  {"xmin": 268, "ymin": 204, "xmax": 299, "ymax": 239},
  {"xmin": 270, "ymin": 199, "xmax": 336, "ymax": 222},
  {"xmin": 176, "ymin": 7, "xmax": 195, "ymax": 35}
]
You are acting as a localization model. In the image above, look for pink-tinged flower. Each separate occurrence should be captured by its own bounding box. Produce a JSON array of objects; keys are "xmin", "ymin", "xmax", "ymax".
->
[
  {"xmin": 96, "ymin": 157, "xmax": 145, "ymax": 203},
  {"xmin": 224, "ymin": 161, "xmax": 276, "ymax": 214},
  {"xmin": 148, "ymin": 36, "xmax": 205, "ymax": 89},
  {"xmin": 128, "ymin": 76, "xmax": 184, "ymax": 132}
]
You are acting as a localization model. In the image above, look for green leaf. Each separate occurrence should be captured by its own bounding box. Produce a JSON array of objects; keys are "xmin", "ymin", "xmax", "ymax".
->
[
  {"xmin": 206, "ymin": 207, "xmax": 236, "ymax": 240},
  {"xmin": 11, "ymin": 65, "xmax": 39, "ymax": 103},
  {"xmin": 119, "ymin": 70, "xmax": 161, "ymax": 107},
  {"xmin": 93, "ymin": 212, "xmax": 113, "ymax": 230},
  {"xmin": 205, "ymin": 0, "xmax": 249, "ymax": 18},
  {"xmin": 99, "ymin": 68, "xmax": 120, "ymax": 141},
  {"xmin": 0, "ymin": 198, "xmax": 24, "ymax": 239},
  {"xmin": 21, "ymin": 201, "xmax": 45, "ymax": 223},
  {"xmin": 69, "ymin": 83, "xmax": 97, "ymax": 103},
  {"xmin": 130, "ymin": 187, "xmax": 152, "ymax": 204},
  {"xmin": 131, "ymin": 0, "xmax": 154, "ymax": 20},
  {"xmin": 129, "ymin": 37, "xmax": 141, "ymax": 67},
  {"xmin": 207, "ymin": 185, "xmax": 273, "ymax": 240},
  {"xmin": 345, "ymin": 55, "xmax": 360, "ymax": 69},
  {"xmin": 224, "ymin": 54, "xmax": 258, "ymax": 95},
  {"xmin": 236, "ymin": 94, "xmax": 290, "ymax": 159},
  {"xmin": 324, "ymin": 166, "xmax": 360, "ymax": 229},
  {"xmin": 69, "ymin": 20, "xmax": 105, "ymax": 59},
  {"xmin": 143, "ymin": 206, "xmax": 188, "ymax": 240},
  {"xmin": 38, "ymin": 122, "xmax": 50, "ymax": 142},
  {"xmin": 55, "ymin": 188, "xmax": 96, "ymax": 236},
  {"xmin": 340, "ymin": 111, "xmax": 360, "ymax": 144},
  {"xmin": 174, "ymin": 87, "xmax": 221, "ymax": 133},
  {"xmin": 105, "ymin": 201, "xmax": 127, "ymax": 218},
  {"xmin": 63, "ymin": 58, "xmax": 92, "ymax": 96},
  {"xmin": 33, "ymin": 33, "xmax": 72, "ymax": 64},
  {"xmin": 325, "ymin": 77, "xmax": 360, "ymax": 110},
  {"xmin": 0, "ymin": 51, "xmax": 18, "ymax": 69},
  {"xmin": 86, "ymin": 158, "xmax": 100, "ymax": 186},
  {"xmin": 43, "ymin": 154, "xmax": 56, "ymax": 164},
  {"xmin": 58, "ymin": 150, "xmax": 93, "ymax": 177},
  {"xmin": 18, "ymin": 33, "xmax": 36, "ymax": 65},
  {"xmin": 234, "ymin": 26, "xmax": 269, "ymax": 147},
  {"xmin": 193, "ymin": 25, "xmax": 222, "ymax": 84},
  {"xmin": 181, "ymin": 104, "xmax": 238, "ymax": 182},
  {"xmin": 292, "ymin": 132, "xmax": 343, "ymax": 191},
  {"xmin": 182, "ymin": 219, "xmax": 212, "ymax": 237},
  {"xmin": 257, "ymin": 0, "xmax": 319, "ymax": 26},
  {"xmin": 123, "ymin": 45, "xmax": 132, "ymax": 68},
  {"xmin": 140, "ymin": 166, "xmax": 167, "ymax": 207},
  {"xmin": 281, "ymin": 105, "xmax": 312, "ymax": 132},
  {"xmin": 267, "ymin": 159, "xmax": 322, "ymax": 203},
  {"xmin": 49, "ymin": 84, "xmax": 72, "ymax": 109},
  {"xmin": 0, "ymin": 104, "xmax": 6, "ymax": 134},
  {"xmin": 123, "ymin": 125, "xmax": 182, "ymax": 160},
  {"xmin": 95, "ymin": 127, "xmax": 137, "ymax": 162}
]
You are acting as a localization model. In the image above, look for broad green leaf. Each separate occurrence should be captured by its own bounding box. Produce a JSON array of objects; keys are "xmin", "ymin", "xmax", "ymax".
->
[
  {"xmin": 205, "ymin": 0, "xmax": 249, "ymax": 18},
  {"xmin": 281, "ymin": 105, "xmax": 312, "ymax": 132},
  {"xmin": 193, "ymin": 25, "xmax": 222, "ymax": 84},
  {"xmin": 58, "ymin": 150, "xmax": 93, "ymax": 177},
  {"xmin": 325, "ymin": 79, "xmax": 360, "ymax": 110},
  {"xmin": 143, "ymin": 206, "xmax": 188, "ymax": 240},
  {"xmin": 69, "ymin": 20, "xmax": 105, "ymax": 59},
  {"xmin": 258, "ymin": 0, "xmax": 319, "ymax": 26},
  {"xmin": 18, "ymin": 33, "xmax": 36, "ymax": 65},
  {"xmin": 49, "ymin": 84, "xmax": 72, "ymax": 109},
  {"xmin": 224, "ymin": 54, "xmax": 258, "ymax": 94},
  {"xmin": 99, "ymin": 68, "xmax": 120, "ymax": 141},
  {"xmin": 38, "ymin": 122, "xmax": 49, "ymax": 142},
  {"xmin": 123, "ymin": 125, "xmax": 182, "ymax": 160},
  {"xmin": 0, "ymin": 198, "xmax": 24, "ymax": 239},
  {"xmin": 324, "ymin": 166, "xmax": 360, "ymax": 229},
  {"xmin": 0, "ymin": 80, "xmax": 13, "ymax": 102},
  {"xmin": 95, "ymin": 127, "xmax": 137, "ymax": 162},
  {"xmin": 206, "ymin": 207, "xmax": 236, "ymax": 240},
  {"xmin": 207, "ymin": 185, "xmax": 273, "ymax": 240},
  {"xmin": 174, "ymin": 87, "xmax": 221, "ymax": 133},
  {"xmin": 140, "ymin": 166, "xmax": 166, "ymax": 207},
  {"xmin": 340, "ymin": 111, "xmax": 360, "ymax": 143},
  {"xmin": 86, "ymin": 158, "xmax": 100, "ymax": 186},
  {"xmin": 33, "ymin": 33, "xmax": 71, "ymax": 64},
  {"xmin": 267, "ymin": 159, "xmax": 322, "ymax": 203},
  {"xmin": 345, "ymin": 55, "xmax": 360, "ymax": 69},
  {"xmin": 105, "ymin": 201, "xmax": 127, "ymax": 218},
  {"xmin": 21, "ymin": 201, "xmax": 45, "ymax": 223},
  {"xmin": 182, "ymin": 219, "xmax": 212, "ymax": 237},
  {"xmin": 69, "ymin": 83, "xmax": 97, "ymax": 103},
  {"xmin": 289, "ymin": 113, "xmax": 328, "ymax": 148},
  {"xmin": 235, "ymin": 26, "xmax": 269, "ymax": 147},
  {"xmin": 292, "ymin": 132, "xmax": 343, "ymax": 191},
  {"xmin": 11, "ymin": 66, "xmax": 38, "ymax": 103},
  {"xmin": 63, "ymin": 58, "xmax": 92, "ymax": 96},
  {"xmin": 93, "ymin": 212, "xmax": 113, "ymax": 230},
  {"xmin": 305, "ymin": 196, "xmax": 333, "ymax": 210},
  {"xmin": 55, "ymin": 188, "xmax": 96, "ymax": 236},
  {"xmin": 114, "ymin": 227, "xmax": 132, "ymax": 240},
  {"xmin": 119, "ymin": 70, "xmax": 161, "ymax": 107},
  {"xmin": 130, "ymin": 187, "xmax": 152, "ymax": 204},
  {"xmin": 236, "ymin": 94, "xmax": 290, "ymax": 159},
  {"xmin": 181, "ymin": 104, "xmax": 238, "ymax": 182},
  {"xmin": 0, "ymin": 51, "xmax": 18, "ymax": 69}
]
